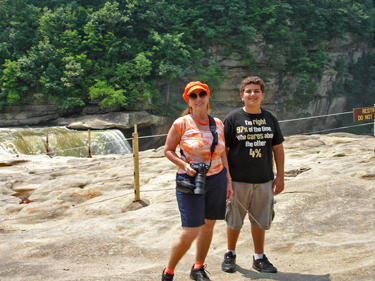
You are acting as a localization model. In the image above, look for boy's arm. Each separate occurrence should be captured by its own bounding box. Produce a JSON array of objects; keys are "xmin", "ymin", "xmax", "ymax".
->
[{"xmin": 272, "ymin": 143, "xmax": 285, "ymax": 195}]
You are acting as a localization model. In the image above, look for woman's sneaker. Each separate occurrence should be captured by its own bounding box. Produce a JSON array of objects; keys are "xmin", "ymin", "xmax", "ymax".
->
[
  {"xmin": 252, "ymin": 255, "xmax": 277, "ymax": 273},
  {"xmin": 190, "ymin": 265, "xmax": 210, "ymax": 280},
  {"xmin": 221, "ymin": 252, "xmax": 236, "ymax": 273},
  {"xmin": 161, "ymin": 269, "xmax": 174, "ymax": 281}
]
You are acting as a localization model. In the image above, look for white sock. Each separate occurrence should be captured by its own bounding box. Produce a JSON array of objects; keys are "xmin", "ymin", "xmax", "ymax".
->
[
  {"xmin": 227, "ymin": 249, "xmax": 236, "ymax": 256},
  {"xmin": 254, "ymin": 253, "xmax": 264, "ymax": 260}
]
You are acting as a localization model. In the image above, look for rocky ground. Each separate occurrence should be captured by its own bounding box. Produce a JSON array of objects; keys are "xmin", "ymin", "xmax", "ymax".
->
[{"xmin": 0, "ymin": 133, "xmax": 374, "ymax": 281}]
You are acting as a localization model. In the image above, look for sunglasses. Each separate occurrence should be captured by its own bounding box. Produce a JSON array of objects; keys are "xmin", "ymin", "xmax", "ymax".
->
[{"xmin": 188, "ymin": 92, "xmax": 207, "ymax": 99}]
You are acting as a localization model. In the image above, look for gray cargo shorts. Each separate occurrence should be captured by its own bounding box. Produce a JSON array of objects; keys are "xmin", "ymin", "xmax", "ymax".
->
[{"xmin": 225, "ymin": 181, "xmax": 274, "ymax": 230}]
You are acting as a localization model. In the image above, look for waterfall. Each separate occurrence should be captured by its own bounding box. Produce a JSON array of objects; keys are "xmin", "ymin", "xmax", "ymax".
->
[{"xmin": 0, "ymin": 127, "xmax": 132, "ymax": 157}]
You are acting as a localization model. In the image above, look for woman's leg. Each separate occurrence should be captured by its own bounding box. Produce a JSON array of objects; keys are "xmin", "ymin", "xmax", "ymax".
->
[
  {"xmin": 167, "ymin": 226, "xmax": 200, "ymax": 269},
  {"xmin": 195, "ymin": 219, "xmax": 216, "ymax": 263}
]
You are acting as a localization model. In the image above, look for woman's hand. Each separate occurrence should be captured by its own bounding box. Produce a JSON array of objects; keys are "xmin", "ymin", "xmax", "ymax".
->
[{"xmin": 184, "ymin": 163, "xmax": 197, "ymax": 177}]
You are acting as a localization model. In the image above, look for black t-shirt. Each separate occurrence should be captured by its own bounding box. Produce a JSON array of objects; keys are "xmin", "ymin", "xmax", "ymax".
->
[{"xmin": 224, "ymin": 108, "xmax": 284, "ymax": 183}]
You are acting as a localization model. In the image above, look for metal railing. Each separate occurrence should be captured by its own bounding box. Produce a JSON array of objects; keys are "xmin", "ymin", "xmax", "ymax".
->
[{"xmin": 1, "ymin": 110, "xmax": 374, "ymax": 222}]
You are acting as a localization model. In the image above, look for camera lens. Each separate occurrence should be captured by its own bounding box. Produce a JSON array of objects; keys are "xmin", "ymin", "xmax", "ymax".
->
[
  {"xmin": 190, "ymin": 163, "xmax": 208, "ymax": 196},
  {"xmin": 194, "ymin": 172, "xmax": 206, "ymax": 196}
]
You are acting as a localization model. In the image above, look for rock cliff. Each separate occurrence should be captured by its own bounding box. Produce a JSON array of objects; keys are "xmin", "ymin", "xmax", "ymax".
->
[{"xmin": 210, "ymin": 33, "xmax": 374, "ymax": 135}]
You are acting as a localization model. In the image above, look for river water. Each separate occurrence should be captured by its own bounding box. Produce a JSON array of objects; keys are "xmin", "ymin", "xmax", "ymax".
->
[{"xmin": 0, "ymin": 127, "xmax": 132, "ymax": 157}]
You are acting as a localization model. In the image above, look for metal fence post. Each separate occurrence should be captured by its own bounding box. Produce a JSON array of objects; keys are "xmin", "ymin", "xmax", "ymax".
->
[
  {"xmin": 132, "ymin": 125, "xmax": 140, "ymax": 201},
  {"xmin": 88, "ymin": 129, "xmax": 92, "ymax": 158},
  {"xmin": 46, "ymin": 129, "xmax": 49, "ymax": 156}
]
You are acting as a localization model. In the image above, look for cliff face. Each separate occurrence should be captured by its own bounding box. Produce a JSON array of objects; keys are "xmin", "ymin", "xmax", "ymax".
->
[
  {"xmin": 0, "ymin": 33, "xmax": 373, "ymax": 146},
  {"xmin": 211, "ymin": 33, "xmax": 374, "ymax": 135}
]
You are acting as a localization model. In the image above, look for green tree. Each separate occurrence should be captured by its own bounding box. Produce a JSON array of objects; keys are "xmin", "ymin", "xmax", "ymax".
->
[
  {"xmin": 133, "ymin": 52, "xmax": 153, "ymax": 103},
  {"xmin": 0, "ymin": 59, "xmax": 28, "ymax": 109},
  {"xmin": 0, "ymin": 0, "xmax": 42, "ymax": 64},
  {"xmin": 88, "ymin": 80, "xmax": 126, "ymax": 108},
  {"xmin": 345, "ymin": 54, "xmax": 375, "ymax": 108},
  {"xmin": 39, "ymin": 5, "xmax": 88, "ymax": 52},
  {"xmin": 150, "ymin": 31, "xmax": 194, "ymax": 104},
  {"xmin": 111, "ymin": 52, "xmax": 154, "ymax": 108},
  {"xmin": 1, "ymin": 0, "xmax": 375, "ymax": 116},
  {"xmin": 61, "ymin": 56, "xmax": 84, "ymax": 89},
  {"xmin": 82, "ymin": 22, "xmax": 104, "ymax": 58},
  {"xmin": 39, "ymin": 62, "xmax": 64, "ymax": 99},
  {"xmin": 88, "ymin": 1, "xmax": 130, "ymax": 36},
  {"xmin": 17, "ymin": 37, "xmax": 59, "ymax": 90}
]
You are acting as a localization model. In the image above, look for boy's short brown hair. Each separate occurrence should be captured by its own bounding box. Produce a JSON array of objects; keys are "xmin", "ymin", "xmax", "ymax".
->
[{"xmin": 240, "ymin": 76, "xmax": 265, "ymax": 94}]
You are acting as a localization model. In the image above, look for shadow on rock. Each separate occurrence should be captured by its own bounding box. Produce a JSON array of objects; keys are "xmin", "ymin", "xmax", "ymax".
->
[
  {"xmin": 121, "ymin": 199, "xmax": 150, "ymax": 212},
  {"xmin": 236, "ymin": 265, "xmax": 331, "ymax": 280}
]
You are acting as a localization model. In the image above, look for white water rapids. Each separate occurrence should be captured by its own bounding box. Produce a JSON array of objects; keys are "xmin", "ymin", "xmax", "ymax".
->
[{"xmin": 0, "ymin": 127, "xmax": 132, "ymax": 156}]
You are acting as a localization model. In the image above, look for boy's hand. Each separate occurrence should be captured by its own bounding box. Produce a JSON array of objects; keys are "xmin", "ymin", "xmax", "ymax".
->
[
  {"xmin": 273, "ymin": 175, "xmax": 284, "ymax": 195},
  {"xmin": 226, "ymin": 181, "xmax": 233, "ymax": 201}
]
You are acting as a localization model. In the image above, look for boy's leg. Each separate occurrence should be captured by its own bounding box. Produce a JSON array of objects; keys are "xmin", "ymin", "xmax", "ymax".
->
[
  {"xmin": 251, "ymin": 225, "xmax": 265, "ymax": 254},
  {"xmin": 250, "ymin": 182, "xmax": 277, "ymax": 273},
  {"xmin": 225, "ymin": 181, "xmax": 250, "ymax": 250},
  {"xmin": 227, "ymin": 226, "xmax": 241, "ymax": 250},
  {"xmin": 222, "ymin": 226, "xmax": 240, "ymax": 273},
  {"xmin": 222, "ymin": 182, "xmax": 251, "ymax": 273},
  {"xmin": 222, "ymin": 217, "xmax": 242, "ymax": 274}
]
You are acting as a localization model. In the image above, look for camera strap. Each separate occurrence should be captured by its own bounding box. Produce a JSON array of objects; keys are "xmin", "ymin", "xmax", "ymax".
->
[
  {"xmin": 208, "ymin": 115, "xmax": 218, "ymax": 167},
  {"xmin": 180, "ymin": 115, "xmax": 218, "ymax": 169}
]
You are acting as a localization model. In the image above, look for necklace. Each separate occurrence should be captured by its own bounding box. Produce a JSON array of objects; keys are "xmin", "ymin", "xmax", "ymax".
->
[{"xmin": 196, "ymin": 117, "xmax": 209, "ymax": 125}]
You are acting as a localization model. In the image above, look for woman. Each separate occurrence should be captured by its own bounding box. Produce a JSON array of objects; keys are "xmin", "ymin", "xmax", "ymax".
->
[{"xmin": 162, "ymin": 81, "xmax": 233, "ymax": 281}]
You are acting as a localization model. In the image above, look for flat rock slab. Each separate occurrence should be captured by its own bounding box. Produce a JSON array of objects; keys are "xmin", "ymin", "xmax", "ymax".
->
[{"xmin": 0, "ymin": 133, "xmax": 374, "ymax": 280}]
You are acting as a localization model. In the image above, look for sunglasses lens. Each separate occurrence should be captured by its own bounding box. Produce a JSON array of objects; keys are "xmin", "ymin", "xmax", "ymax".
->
[{"xmin": 189, "ymin": 92, "xmax": 207, "ymax": 99}]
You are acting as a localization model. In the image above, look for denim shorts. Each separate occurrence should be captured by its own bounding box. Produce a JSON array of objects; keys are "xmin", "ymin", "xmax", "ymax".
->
[{"xmin": 176, "ymin": 167, "xmax": 227, "ymax": 227}]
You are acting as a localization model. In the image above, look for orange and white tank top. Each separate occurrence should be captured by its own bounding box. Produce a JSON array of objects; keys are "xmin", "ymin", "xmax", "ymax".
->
[{"xmin": 173, "ymin": 115, "xmax": 225, "ymax": 176}]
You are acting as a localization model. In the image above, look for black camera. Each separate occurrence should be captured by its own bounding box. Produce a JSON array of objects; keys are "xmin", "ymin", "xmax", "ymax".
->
[
  {"xmin": 190, "ymin": 162, "xmax": 210, "ymax": 196},
  {"xmin": 175, "ymin": 163, "xmax": 210, "ymax": 196}
]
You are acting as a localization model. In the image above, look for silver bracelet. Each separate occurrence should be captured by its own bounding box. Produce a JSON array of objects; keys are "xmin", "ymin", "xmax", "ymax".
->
[{"xmin": 226, "ymin": 177, "xmax": 232, "ymax": 180}]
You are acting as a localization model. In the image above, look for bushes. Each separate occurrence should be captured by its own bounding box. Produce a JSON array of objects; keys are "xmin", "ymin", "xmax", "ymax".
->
[{"xmin": 1, "ymin": 0, "xmax": 375, "ymax": 114}]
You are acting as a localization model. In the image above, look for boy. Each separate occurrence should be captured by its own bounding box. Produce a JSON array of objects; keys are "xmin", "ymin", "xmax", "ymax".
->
[{"xmin": 222, "ymin": 76, "xmax": 284, "ymax": 273}]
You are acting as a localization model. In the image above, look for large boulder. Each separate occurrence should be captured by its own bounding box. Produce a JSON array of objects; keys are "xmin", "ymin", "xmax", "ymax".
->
[
  {"xmin": 60, "ymin": 111, "xmax": 174, "ymax": 151},
  {"xmin": 62, "ymin": 111, "xmax": 169, "ymax": 130}
]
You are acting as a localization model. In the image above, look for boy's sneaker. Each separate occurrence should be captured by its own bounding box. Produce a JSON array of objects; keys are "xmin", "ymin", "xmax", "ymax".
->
[
  {"xmin": 252, "ymin": 255, "xmax": 277, "ymax": 273},
  {"xmin": 221, "ymin": 252, "xmax": 236, "ymax": 273},
  {"xmin": 190, "ymin": 265, "xmax": 210, "ymax": 280},
  {"xmin": 161, "ymin": 269, "xmax": 174, "ymax": 281}
]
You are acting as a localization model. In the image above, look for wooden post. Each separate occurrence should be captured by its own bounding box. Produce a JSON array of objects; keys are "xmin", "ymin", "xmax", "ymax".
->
[
  {"xmin": 46, "ymin": 129, "xmax": 49, "ymax": 156},
  {"xmin": 132, "ymin": 125, "xmax": 140, "ymax": 202},
  {"xmin": 88, "ymin": 129, "xmax": 92, "ymax": 158}
]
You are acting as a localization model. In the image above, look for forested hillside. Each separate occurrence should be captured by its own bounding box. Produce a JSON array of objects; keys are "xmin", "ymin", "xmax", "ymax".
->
[{"xmin": 1, "ymin": 0, "xmax": 374, "ymax": 116}]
